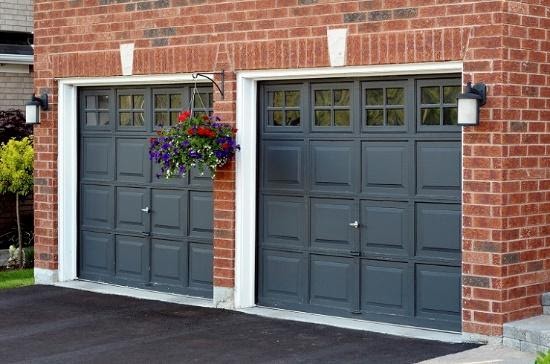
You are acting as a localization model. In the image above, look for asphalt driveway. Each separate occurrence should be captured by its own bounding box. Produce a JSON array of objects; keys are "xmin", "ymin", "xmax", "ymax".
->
[{"xmin": 0, "ymin": 286, "xmax": 478, "ymax": 363}]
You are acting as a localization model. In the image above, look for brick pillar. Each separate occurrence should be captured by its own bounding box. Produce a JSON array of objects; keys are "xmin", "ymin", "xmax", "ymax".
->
[
  {"xmin": 212, "ymin": 69, "xmax": 237, "ymax": 308},
  {"xmin": 32, "ymin": 92, "xmax": 59, "ymax": 283},
  {"xmin": 461, "ymin": 1, "xmax": 550, "ymax": 338},
  {"xmin": 32, "ymin": 1, "xmax": 60, "ymax": 284}
]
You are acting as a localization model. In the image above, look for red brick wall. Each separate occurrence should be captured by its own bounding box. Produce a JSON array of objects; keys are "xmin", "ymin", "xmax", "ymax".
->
[{"xmin": 33, "ymin": 0, "xmax": 550, "ymax": 336}]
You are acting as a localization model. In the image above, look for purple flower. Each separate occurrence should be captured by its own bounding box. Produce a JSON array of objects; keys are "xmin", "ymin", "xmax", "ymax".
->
[
  {"xmin": 214, "ymin": 150, "xmax": 226, "ymax": 158},
  {"xmin": 189, "ymin": 150, "xmax": 201, "ymax": 159}
]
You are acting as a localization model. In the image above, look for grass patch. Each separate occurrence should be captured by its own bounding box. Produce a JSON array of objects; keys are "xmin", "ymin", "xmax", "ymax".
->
[{"xmin": 0, "ymin": 268, "xmax": 34, "ymax": 290}]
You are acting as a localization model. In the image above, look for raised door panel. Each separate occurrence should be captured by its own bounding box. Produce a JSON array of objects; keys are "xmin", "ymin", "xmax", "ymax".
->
[
  {"xmin": 261, "ymin": 195, "xmax": 306, "ymax": 248},
  {"xmin": 416, "ymin": 203, "xmax": 461, "ymax": 261},
  {"xmin": 189, "ymin": 191, "xmax": 213, "ymax": 239},
  {"xmin": 80, "ymin": 231, "xmax": 114, "ymax": 278},
  {"xmin": 116, "ymin": 187, "xmax": 149, "ymax": 233},
  {"xmin": 151, "ymin": 238, "xmax": 186, "ymax": 287},
  {"xmin": 115, "ymin": 235, "xmax": 149, "ymax": 283},
  {"xmin": 310, "ymin": 198, "xmax": 356, "ymax": 253},
  {"xmin": 361, "ymin": 260, "xmax": 412, "ymax": 316},
  {"xmin": 80, "ymin": 184, "xmax": 114, "ymax": 230},
  {"xmin": 361, "ymin": 200, "xmax": 409, "ymax": 257},
  {"xmin": 81, "ymin": 137, "xmax": 114, "ymax": 181},
  {"xmin": 188, "ymin": 242, "xmax": 213, "ymax": 291},
  {"xmin": 262, "ymin": 140, "xmax": 305, "ymax": 191},
  {"xmin": 416, "ymin": 141, "xmax": 461, "ymax": 199},
  {"xmin": 362, "ymin": 141, "xmax": 410, "ymax": 197},
  {"xmin": 116, "ymin": 138, "xmax": 150, "ymax": 184},
  {"xmin": 151, "ymin": 189, "xmax": 187, "ymax": 237},
  {"xmin": 415, "ymin": 264, "xmax": 461, "ymax": 328},
  {"xmin": 261, "ymin": 249, "xmax": 304, "ymax": 304},
  {"xmin": 310, "ymin": 141, "xmax": 357, "ymax": 194},
  {"xmin": 310, "ymin": 255, "xmax": 357, "ymax": 311}
]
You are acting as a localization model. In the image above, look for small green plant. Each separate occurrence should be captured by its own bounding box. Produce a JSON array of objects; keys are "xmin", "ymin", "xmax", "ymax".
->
[
  {"xmin": 0, "ymin": 137, "xmax": 34, "ymax": 269},
  {"xmin": 535, "ymin": 350, "xmax": 550, "ymax": 364},
  {"xmin": 24, "ymin": 246, "xmax": 34, "ymax": 267}
]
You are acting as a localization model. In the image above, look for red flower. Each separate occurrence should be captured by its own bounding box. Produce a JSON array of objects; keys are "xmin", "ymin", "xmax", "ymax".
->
[
  {"xmin": 202, "ymin": 115, "xmax": 210, "ymax": 121},
  {"xmin": 195, "ymin": 127, "xmax": 216, "ymax": 138},
  {"xmin": 187, "ymin": 128, "xmax": 195, "ymax": 135},
  {"xmin": 222, "ymin": 142, "xmax": 230, "ymax": 150},
  {"xmin": 231, "ymin": 127, "xmax": 238, "ymax": 133},
  {"xmin": 178, "ymin": 111, "xmax": 191, "ymax": 122}
]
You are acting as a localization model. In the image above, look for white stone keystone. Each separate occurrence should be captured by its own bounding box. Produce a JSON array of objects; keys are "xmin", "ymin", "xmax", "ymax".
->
[
  {"xmin": 327, "ymin": 28, "xmax": 348, "ymax": 67},
  {"xmin": 120, "ymin": 43, "xmax": 135, "ymax": 76}
]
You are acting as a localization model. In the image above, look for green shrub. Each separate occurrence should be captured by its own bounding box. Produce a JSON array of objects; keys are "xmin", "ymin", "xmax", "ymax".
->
[
  {"xmin": 0, "ymin": 137, "xmax": 34, "ymax": 268},
  {"xmin": 535, "ymin": 350, "xmax": 550, "ymax": 364}
]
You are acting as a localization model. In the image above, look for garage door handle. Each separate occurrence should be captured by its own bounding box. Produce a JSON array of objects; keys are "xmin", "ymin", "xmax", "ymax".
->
[
  {"xmin": 349, "ymin": 221, "xmax": 359, "ymax": 228},
  {"xmin": 141, "ymin": 207, "xmax": 151, "ymax": 214}
]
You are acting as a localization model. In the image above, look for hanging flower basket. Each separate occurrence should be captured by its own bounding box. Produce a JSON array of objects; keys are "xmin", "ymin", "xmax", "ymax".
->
[{"xmin": 149, "ymin": 111, "xmax": 239, "ymax": 179}]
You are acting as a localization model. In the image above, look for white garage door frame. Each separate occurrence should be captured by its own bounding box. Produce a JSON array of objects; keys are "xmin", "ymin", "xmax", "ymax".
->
[{"xmin": 234, "ymin": 61, "xmax": 464, "ymax": 309}]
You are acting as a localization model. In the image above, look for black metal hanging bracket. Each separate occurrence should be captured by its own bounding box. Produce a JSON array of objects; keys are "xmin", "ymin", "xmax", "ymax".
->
[{"xmin": 192, "ymin": 70, "xmax": 225, "ymax": 100}]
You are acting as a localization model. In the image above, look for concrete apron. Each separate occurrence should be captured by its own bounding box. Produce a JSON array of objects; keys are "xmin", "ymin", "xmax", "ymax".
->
[{"xmin": 56, "ymin": 280, "xmax": 467, "ymax": 344}]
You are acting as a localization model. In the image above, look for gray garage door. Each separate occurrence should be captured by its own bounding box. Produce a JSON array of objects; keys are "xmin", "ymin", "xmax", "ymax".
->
[
  {"xmin": 79, "ymin": 86, "xmax": 214, "ymax": 297},
  {"xmin": 258, "ymin": 77, "xmax": 462, "ymax": 330}
]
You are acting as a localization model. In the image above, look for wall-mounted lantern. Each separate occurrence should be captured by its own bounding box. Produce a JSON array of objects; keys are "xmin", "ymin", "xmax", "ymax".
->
[
  {"xmin": 457, "ymin": 82, "xmax": 486, "ymax": 126},
  {"xmin": 25, "ymin": 93, "xmax": 48, "ymax": 125}
]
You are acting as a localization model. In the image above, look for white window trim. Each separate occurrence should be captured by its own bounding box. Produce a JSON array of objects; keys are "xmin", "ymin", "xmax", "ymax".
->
[
  {"xmin": 56, "ymin": 74, "xmax": 212, "ymax": 283},
  {"xmin": 234, "ymin": 61, "xmax": 463, "ymax": 308}
]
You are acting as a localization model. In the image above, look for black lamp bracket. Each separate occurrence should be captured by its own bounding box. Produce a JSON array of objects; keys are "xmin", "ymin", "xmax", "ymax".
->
[
  {"xmin": 192, "ymin": 70, "xmax": 225, "ymax": 100},
  {"xmin": 467, "ymin": 82, "xmax": 487, "ymax": 107},
  {"xmin": 32, "ymin": 93, "xmax": 49, "ymax": 111}
]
